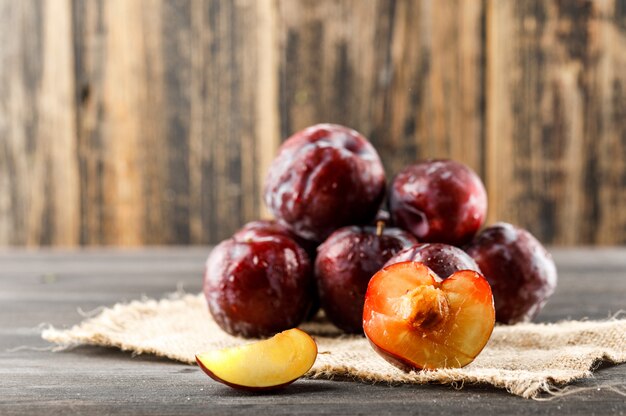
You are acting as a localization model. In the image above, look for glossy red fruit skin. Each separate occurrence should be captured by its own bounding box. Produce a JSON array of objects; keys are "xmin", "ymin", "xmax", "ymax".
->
[
  {"xmin": 384, "ymin": 243, "xmax": 481, "ymax": 279},
  {"xmin": 389, "ymin": 159, "xmax": 487, "ymax": 246},
  {"xmin": 264, "ymin": 124, "xmax": 386, "ymax": 242},
  {"xmin": 233, "ymin": 220, "xmax": 320, "ymax": 320},
  {"xmin": 315, "ymin": 225, "xmax": 417, "ymax": 333},
  {"xmin": 465, "ymin": 222, "xmax": 558, "ymax": 324},
  {"xmin": 203, "ymin": 234, "xmax": 313, "ymax": 338},
  {"xmin": 234, "ymin": 220, "xmax": 318, "ymax": 258},
  {"xmin": 233, "ymin": 219, "xmax": 296, "ymax": 241}
]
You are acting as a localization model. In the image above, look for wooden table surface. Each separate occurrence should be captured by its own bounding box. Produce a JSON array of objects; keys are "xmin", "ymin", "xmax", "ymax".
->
[{"xmin": 1, "ymin": 247, "xmax": 625, "ymax": 415}]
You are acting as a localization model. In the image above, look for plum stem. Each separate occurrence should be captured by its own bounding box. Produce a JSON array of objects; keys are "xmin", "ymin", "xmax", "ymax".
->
[{"xmin": 376, "ymin": 220, "xmax": 385, "ymax": 237}]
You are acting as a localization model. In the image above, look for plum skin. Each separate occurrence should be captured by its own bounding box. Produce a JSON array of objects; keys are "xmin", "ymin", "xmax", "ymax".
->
[
  {"xmin": 315, "ymin": 225, "xmax": 417, "ymax": 333},
  {"xmin": 233, "ymin": 219, "xmax": 297, "ymax": 241},
  {"xmin": 234, "ymin": 219, "xmax": 318, "ymax": 259},
  {"xmin": 233, "ymin": 220, "xmax": 320, "ymax": 320},
  {"xmin": 384, "ymin": 243, "xmax": 481, "ymax": 279},
  {"xmin": 465, "ymin": 222, "xmax": 558, "ymax": 324},
  {"xmin": 203, "ymin": 233, "xmax": 313, "ymax": 338},
  {"xmin": 389, "ymin": 159, "xmax": 487, "ymax": 246},
  {"xmin": 264, "ymin": 123, "xmax": 386, "ymax": 242}
]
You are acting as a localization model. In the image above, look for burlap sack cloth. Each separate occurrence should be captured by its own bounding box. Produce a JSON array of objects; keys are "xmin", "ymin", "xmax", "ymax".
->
[{"xmin": 42, "ymin": 293, "xmax": 626, "ymax": 399}]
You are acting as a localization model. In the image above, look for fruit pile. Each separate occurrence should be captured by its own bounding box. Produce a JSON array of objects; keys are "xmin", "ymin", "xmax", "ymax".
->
[{"xmin": 202, "ymin": 123, "xmax": 557, "ymax": 374}]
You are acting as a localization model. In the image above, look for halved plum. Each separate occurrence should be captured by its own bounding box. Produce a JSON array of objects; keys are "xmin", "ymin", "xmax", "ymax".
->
[{"xmin": 363, "ymin": 262, "xmax": 495, "ymax": 370}]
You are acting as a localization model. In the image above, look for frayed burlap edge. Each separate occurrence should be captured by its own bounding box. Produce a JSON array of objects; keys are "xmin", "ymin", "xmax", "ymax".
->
[{"xmin": 42, "ymin": 293, "xmax": 626, "ymax": 399}]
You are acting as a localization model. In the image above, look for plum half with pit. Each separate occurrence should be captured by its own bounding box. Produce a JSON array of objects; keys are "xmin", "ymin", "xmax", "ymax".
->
[
  {"xmin": 203, "ymin": 232, "xmax": 313, "ymax": 338},
  {"xmin": 363, "ymin": 262, "xmax": 495, "ymax": 370},
  {"xmin": 315, "ymin": 223, "xmax": 417, "ymax": 333},
  {"xmin": 264, "ymin": 123, "xmax": 386, "ymax": 242},
  {"xmin": 465, "ymin": 222, "xmax": 558, "ymax": 324},
  {"xmin": 389, "ymin": 159, "xmax": 487, "ymax": 246},
  {"xmin": 384, "ymin": 243, "xmax": 481, "ymax": 280}
]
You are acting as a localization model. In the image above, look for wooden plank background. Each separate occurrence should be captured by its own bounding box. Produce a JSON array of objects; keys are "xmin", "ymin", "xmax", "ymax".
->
[{"xmin": 0, "ymin": 0, "xmax": 625, "ymax": 246}]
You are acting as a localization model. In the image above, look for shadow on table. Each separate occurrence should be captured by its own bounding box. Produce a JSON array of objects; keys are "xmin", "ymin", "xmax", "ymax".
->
[{"xmin": 213, "ymin": 380, "xmax": 339, "ymax": 397}]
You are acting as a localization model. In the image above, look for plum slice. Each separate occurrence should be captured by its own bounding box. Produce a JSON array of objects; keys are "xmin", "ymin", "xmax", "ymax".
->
[{"xmin": 196, "ymin": 329, "xmax": 317, "ymax": 390}]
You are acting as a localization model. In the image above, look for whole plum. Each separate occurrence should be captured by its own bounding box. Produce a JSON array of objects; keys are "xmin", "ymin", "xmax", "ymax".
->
[
  {"xmin": 465, "ymin": 222, "xmax": 557, "ymax": 324},
  {"xmin": 384, "ymin": 243, "xmax": 481, "ymax": 279},
  {"xmin": 389, "ymin": 160, "xmax": 487, "ymax": 246},
  {"xmin": 315, "ymin": 224, "xmax": 417, "ymax": 333},
  {"xmin": 264, "ymin": 124, "xmax": 386, "ymax": 242},
  {"xmin": 234, "ymin": 220, "xmax": 320, "ymax": 320},
  {"xmin": 203, "ymin": 233, "xmax": 313, "ymax": 338}
]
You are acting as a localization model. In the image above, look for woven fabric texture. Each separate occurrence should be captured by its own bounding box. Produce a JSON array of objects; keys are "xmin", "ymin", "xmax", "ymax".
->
[{"xmin": 42, "ymin": 293, "xmax": 626, "ymax": 399}]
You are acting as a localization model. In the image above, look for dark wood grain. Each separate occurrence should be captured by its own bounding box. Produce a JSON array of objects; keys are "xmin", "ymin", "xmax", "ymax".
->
[
  {"xmin": 278, "ymin": 0, "xmax": 485, "ymax": 177},
  {"xmin": 0, "ymin": 0, "xmax": 79, "ymax": 246},
  {"xmin": 70, "ymin": 0, "xmax": 277, "ymax": 245},
  {"xmin": 0, "ymin": 248, "xmax": 625, "ymax": 415},
  {"xmin": 73, "ymin": 0, "xmax": 159, "ymax": 245},
  {"xmin": 487, "ymin": 0, "xmax": 626, "ymax": 244},
  {"xmin": 1, "ymin": 0, "xmax": 626, "ymax": 246}
]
